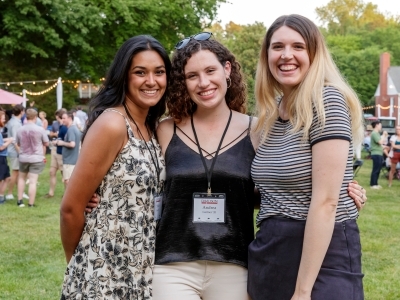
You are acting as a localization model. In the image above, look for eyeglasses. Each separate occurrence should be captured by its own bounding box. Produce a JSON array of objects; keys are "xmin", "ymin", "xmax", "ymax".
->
[{"xmin": 174, "ymin": 32, "xmax": 213, "ymax": 50}]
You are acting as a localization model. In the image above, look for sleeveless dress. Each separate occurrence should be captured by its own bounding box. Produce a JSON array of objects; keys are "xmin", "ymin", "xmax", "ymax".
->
[{"xmin": 61, "ymin": 109, "xmax": 166, "ymax": 300}]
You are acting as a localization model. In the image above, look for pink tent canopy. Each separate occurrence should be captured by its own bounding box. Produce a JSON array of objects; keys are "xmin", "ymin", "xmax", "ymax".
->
[{"xmin": 0, "ymin": 89, "xmax": 24, "ymax": 105}]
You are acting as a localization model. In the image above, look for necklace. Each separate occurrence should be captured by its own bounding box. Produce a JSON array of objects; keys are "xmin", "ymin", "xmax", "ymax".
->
[
  {"xmin": 191, "ymin": 110, "xmax": 232, "ymax": 195},
  {"xmin": 122, "ymin": 102, "xmax": 161, "ymax": 189}
]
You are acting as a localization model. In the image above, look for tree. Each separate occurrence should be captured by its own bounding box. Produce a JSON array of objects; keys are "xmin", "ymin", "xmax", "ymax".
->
[
  {"xmin": 329, "ymin": 45, "xmax": 381, "ymax": 105},
  {"xmin": 316, "ymin": 0, "xmax": 398, "ymax": 35},
  {"xmin": 207, "ymin": 22, "xmax": 266, "ymax": 114},
  {"xmin": 0, "ymin": 0, "xmax": 226, "ymax": 115}
]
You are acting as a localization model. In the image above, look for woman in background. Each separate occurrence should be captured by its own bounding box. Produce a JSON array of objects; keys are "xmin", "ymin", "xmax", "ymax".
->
[{"xmin": 39, "ymin": 111, "xmax": 48, "ymax": 131}]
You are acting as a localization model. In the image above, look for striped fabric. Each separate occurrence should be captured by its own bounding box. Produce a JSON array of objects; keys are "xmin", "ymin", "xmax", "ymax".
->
[{"xmin": 252, "ymin": 86, "xmax": 358, "ymax": 226}]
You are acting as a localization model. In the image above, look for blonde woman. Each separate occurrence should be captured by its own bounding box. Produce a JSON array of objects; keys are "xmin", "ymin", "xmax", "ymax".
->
[
  {"xmin": 248, "ymin": 14, "xmax": 365, "ymax": 300},
  {"xmin": 39, "ymin": 111, "xmax": 48, "ymax": 131}
]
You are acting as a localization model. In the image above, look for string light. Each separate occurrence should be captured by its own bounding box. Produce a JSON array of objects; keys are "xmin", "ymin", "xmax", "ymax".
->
[
  {"xmin": 363, "ymin": 105, "xmax": 399, "ymax": 110},
  {"xmin": 25, "ymin": 82, "xmax": 58, "ymax": 96},
  {"xmin": 0, "ymin": 79, "xmax": 58, "ymax": 85}
]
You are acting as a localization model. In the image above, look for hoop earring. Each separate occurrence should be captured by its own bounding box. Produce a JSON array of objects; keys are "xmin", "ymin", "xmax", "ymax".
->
[{"xmin": 226, "ymin": 77, "xmax": 231, "ymax": 89}]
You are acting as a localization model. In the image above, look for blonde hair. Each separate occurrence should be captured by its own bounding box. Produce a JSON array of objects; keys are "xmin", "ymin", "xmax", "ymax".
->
[
  {"xmin": 254, "ymin": 14, "xmax": 364, "ymax": 146},
  {"xmin": 26, "ymin": 108, "xmax": 38, "ymax": 120}
]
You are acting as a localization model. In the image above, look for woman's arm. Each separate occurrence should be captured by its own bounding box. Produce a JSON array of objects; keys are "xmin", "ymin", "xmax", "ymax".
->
[
  {"xmin": 291, "ymin": 139, "xmax": 349, "ymax": 300},
  {"xmin": 60, "ymin": 112, "xmax": 126, "ymax": 263},
  {"xmin": 0, "ymin": 137, "xmax": 14, "ymax": 151},
  {"xmin": 391, "ymin": 139, "xmax": 400, "ymax": 150}
]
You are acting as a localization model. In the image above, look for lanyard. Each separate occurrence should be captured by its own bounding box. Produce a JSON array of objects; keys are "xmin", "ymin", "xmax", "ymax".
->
[
  {"xmin": 123, "ymin": 103, "xmax": 160, "ymax": 187},
  {"xmin": 191, "ymin": 110, "xmax": 232, "ymax": 195}
]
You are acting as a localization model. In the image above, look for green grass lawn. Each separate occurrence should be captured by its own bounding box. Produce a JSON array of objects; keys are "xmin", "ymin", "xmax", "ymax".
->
[{"xmin": 0, "ymin": 153, "xmax": 399, "ymax": 299}]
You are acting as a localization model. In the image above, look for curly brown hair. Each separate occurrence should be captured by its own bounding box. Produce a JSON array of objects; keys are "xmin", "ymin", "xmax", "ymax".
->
[{"xmin": 166, "ymin": 39, "xmax": 247, "ymax": 122}]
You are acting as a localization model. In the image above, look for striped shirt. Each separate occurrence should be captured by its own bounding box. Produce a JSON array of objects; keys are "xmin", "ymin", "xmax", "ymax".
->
[{"xmin": 252, "ymin": 87, "xmax": 358, "ymax": 226}]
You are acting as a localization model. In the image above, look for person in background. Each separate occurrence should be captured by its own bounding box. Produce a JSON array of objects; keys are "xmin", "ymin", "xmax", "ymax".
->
[
  {"xmin": 388, "ymin": 125, "xmax": 400, "ymax": 187},
  {"xmin": 39, "ymin": 111, "xmax": 49, "ymax": 131},
  {"xmin": 369, "ymin": 120, "xmax": 384, "ymax": 189},
  {"xmin": 248, "ymin": 14, "xmax": 365, "ymax": 299},
  {"xmin": 0, "ymin": 111, "xmax": 14, "ymax": 204},
  {"xmin": 56, "ymin": 111, "xmax": 81, "ymax": 189},
  {"xmin": 69, "ymin": 108, "xmax": 83, "ymax": 131},
  {"xmin": 75, "ymin": 106, "xmax": 88, "ymax": 131},
  {"xmin": 5, "ymin": 104, "xmax": 29, "ymax": 201},
  {"xmin": 16, "ymin": 109, "xmax": 49, "ymax": 207},
  {"xmin": 45, "ymin": 108, "xmax": 67, "ymax": 198}
]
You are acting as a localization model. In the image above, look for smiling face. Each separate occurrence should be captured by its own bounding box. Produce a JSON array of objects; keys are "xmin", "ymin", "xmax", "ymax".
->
[
  {"xmin": 184, "ymin": 50, "xmax": 231, "ymax": 111},
  {"xmin": 125, "ymin": 50, "xmax": 167, "ymax": 110},
  {"xmin": 268, "ymin": 25, "xmax": 310, "ymax": 95}
]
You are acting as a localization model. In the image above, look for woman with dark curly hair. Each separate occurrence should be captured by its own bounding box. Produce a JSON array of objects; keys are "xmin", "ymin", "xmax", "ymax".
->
[{"xmin": 153, "ymin": 34, "xmax": 257, "ymax": 300}]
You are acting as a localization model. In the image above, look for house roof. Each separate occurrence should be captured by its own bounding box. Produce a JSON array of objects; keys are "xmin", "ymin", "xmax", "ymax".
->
[
  {"xmin": 375, "ymin": 66, "xmax": 400, "ymax": 96},
  {"xmin": 389, "ymin": 67, "xmax": 400, "ymax": 92}
]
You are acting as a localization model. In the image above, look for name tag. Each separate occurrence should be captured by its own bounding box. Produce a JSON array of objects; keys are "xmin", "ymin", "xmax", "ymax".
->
[
  {"xmin": 193, "ymin": 193, "xmax": 225, "ymax": 223},
  {"xmin": 154, "ymin": 195, "xmax": 163, "ymax": 221}
]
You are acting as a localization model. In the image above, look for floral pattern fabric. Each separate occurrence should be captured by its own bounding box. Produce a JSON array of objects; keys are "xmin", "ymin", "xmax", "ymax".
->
[{"xmin": 61, "ymin": 110, "xmax": 165, "ymax": 300}]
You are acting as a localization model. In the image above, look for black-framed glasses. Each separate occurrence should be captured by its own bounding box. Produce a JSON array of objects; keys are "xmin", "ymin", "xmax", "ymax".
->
[{"xmin": 175, "ymin": 32, "xmax": 213, "ymax": 50}]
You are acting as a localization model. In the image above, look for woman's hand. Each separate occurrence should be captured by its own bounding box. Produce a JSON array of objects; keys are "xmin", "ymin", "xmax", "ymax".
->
[
  {"xmin": 348, "ymin": 180, "xmax": 367, "ymax": 211},
  {"xmin": 85, "ymin": 193, "xmax": 100, "ymax": 213}
]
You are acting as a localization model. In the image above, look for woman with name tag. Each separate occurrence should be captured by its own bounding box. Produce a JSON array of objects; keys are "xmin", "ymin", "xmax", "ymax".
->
[
  {"xmin": 248, "ymin": 15, "xmax": 365, "ymax": 300},
  {"xmin": 60, "ymin": 35, "xmax": 169, "ymax": 299},
  {"xmin": 85, "ymin": 33, "xmax": 367, "ymax": 299}
]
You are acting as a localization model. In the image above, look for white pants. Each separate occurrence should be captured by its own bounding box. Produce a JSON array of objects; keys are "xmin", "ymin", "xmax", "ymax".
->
[{"xmin": 153, "ymin": 260, "xmax": 250, "ymax": 300}]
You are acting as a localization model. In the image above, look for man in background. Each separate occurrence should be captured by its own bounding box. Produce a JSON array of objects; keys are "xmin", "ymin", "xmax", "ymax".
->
[
  {"xmin": 45, "ymin": 108, "xmax": 67, "ymax": 198},
  {"xmin": 370, "ymin": 120, "xmax": 384, "ymax": 189},
  {"xmin": 16, "ymin": 109, "xmax": 49, "ymax": 207},
  {"xmin": 56, "ymin": 111, "xmax": 81, "ymax": 189},
  {"xmin": 5, "ymin": 104, "xmax": 29, "ymax": 201}
]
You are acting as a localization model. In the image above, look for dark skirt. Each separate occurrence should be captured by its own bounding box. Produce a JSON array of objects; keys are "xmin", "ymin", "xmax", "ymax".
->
[
  {"xmin": 0, "ymin": 156, "xmax": 10, "ymax": 180},
  {"xmin": 248, "ymin": 217, "xmax": 364, "ymax": 300}
]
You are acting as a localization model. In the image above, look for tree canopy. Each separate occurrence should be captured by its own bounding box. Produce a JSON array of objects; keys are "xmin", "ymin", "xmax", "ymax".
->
[
  {"xmin": 2, "ymin": 0, "xmax": 400, "ymax": 114},
  {"xmin": 0, "ymin": 0, "xmax": 226, "ymax": 116}
]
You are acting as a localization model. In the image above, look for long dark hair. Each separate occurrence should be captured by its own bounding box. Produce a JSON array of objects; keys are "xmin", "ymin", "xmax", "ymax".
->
[{"xmin": 82, "ymin": 35, "xmax": 171, "ymax": 142}]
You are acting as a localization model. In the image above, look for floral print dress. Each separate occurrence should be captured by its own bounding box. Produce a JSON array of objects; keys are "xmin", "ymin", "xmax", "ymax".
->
[{"xmin": 61, "ymin": 110, "xmax": 166, "ymax": 300}]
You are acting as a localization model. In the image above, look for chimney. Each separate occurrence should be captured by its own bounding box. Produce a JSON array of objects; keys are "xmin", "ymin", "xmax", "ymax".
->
[{"xmin": 379, "ymin": 52, "xmax": 390, "ymax": 100}]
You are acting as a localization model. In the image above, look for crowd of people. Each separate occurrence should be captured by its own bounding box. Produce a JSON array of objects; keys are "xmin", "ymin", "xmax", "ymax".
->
[
  {"xmin": 57, "ymin": 14, "xmax": 370, "ymax": 300},
  {"xmin": 0, "ymin": 104, "xmax": 87, "ymax": 206}
]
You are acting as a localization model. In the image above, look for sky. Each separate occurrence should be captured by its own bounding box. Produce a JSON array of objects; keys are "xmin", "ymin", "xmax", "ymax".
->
[{"xmin": 216, "ymin": 0, "xmax": 400, "ymax": 27}]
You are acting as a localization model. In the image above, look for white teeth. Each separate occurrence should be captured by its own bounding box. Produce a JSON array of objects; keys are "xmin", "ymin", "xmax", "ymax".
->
[
  {"xmin": 280, "ymin": 65, "xmax": 297, "ymax": 71},
  {"xmin": 199, "ymin": 90, "xmax": 214, "ymax": 96},
  {"xmin": 142, "ymin": 90, "xmax": 157, "ymax": 95}
]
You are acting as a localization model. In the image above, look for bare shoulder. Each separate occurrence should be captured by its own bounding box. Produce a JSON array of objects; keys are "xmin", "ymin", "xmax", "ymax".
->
[
  {"xmin": 157, "ymin": 117, "xmax": 175, "ymax": 155},
  {"xmin": 86, "ymin": 109, "xmax": 127, "ymax": 141},
  {"xmin": 249, "ymin": 115, "xmax": 260, "ymax": 150}
]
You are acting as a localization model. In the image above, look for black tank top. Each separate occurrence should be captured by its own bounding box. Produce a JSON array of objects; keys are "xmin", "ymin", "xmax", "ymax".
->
[{"xmin": 155, "ymin": 117, "xmax": 256, "ymax": 267}]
